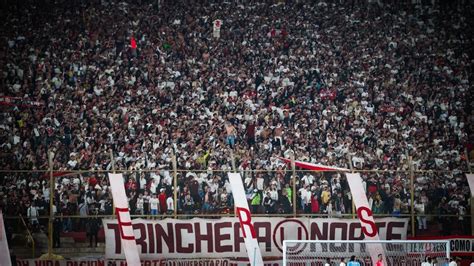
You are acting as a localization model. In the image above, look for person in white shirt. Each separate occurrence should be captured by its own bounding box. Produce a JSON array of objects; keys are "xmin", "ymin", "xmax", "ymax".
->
[
  {"xmin": 339, "ymin": 258, "xmax": 346, "ymax": 266},
  {"xmin": 324, "ymin": 258, "xmax": 331, "ymax": 266},
  {"xmin": 166, "ymin": 195, "xmax": 174, "ymax": 215},
  {"xmin": 421, "ymin": 257, "xmax": 433, "ymax": 266},
  {"xmin": 149, "ymin": 194, "xmax": 159, "ymax": 215},
  {"xmin": 136, "ymin": 194, "xmax": 144, "ymax": 215},
  {"xmin": 27, "ymin": 202, "xmax": 39, "ymax": 230},
  {"xmin": 414, "ymin": 196, "xmax": 427, "ymax": 230},
  {"xmin": 448, "ymin": 258, "xmax": 457, "ymax": 266},
  {"xmin": 299, "ymin": 185, "xmax": 311, "ymax": 212}
]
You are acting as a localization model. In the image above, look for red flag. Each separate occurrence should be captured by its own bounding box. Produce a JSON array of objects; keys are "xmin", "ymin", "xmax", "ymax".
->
[
  {"xmin": 277, "ymin": 156, "xmax": 349, "ymax": 172},
  {"xmin": 130, "ymin": 37, "xmax": 137, "ymax": 49}
]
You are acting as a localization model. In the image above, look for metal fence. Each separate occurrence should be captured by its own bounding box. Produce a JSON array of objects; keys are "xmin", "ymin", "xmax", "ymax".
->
[{"xmin": 1, "ymin": 159, "xmax": 473, "ymax": 258}]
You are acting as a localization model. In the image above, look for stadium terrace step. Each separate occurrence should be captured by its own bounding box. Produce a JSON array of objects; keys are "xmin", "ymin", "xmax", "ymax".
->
[{"xmin": 12, "ymin": 246, "xmax": 106, "ymax": 260}]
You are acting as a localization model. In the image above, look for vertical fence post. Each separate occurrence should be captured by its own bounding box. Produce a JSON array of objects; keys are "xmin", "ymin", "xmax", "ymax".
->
[
  {"xmin": 172, "ymin": 150, "xmax": 178, "ymax": 219},
  {"xmin": 48, "ymin": 151, "xmax": 54, "ymax": 258},
  {"xmin": 229, "ymin": 148, "xmax": 236, "ymax": 172},
  {"xmin": 408, "ymin": 155, "xmax": 416, "ymax": 237},
  {"xmin": 290, "ymin": 154, "xmax": 297, "ymax": 217}
]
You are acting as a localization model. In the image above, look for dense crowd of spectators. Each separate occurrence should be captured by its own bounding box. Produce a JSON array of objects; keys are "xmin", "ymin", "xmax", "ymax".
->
[{"xmin": 0, "ymin": 0, "xmax": 473, "ymax": 236}]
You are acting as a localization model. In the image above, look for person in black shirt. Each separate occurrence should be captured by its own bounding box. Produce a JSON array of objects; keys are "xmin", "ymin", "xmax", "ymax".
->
[
  {"xmin": 86, "ymin": 209, "xmax": 101, "ymax": 247},
  {"xmin": 53, "ymin": 217, "xmax": 62, "ymax": 248}
]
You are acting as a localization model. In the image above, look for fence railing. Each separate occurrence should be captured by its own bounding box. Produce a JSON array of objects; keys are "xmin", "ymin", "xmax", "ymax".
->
[{"xmin": 1, "ymin": 157, "xmax": 472, "ymax": 258}]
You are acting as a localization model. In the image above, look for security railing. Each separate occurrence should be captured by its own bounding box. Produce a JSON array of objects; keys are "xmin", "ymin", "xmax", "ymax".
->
[{"xmin": 1, "ymin": 163, "xmax": 473, "ymax": 258}]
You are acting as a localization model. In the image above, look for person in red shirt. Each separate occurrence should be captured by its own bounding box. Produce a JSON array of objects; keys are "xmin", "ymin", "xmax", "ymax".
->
[
  {"xmin": 88, "ymin": 176, "xmax": 98, "ymax": 188},
  {"xmin": 375, "ymin": 254, "xmax": 384, "ymax": 266},
  {"xmin": 158, "ymin": 189, "xmax": 167, "ymax": 214},
  {"xmin": 130, "ymin": 36, "xmax": 137, "ymax": 57}
]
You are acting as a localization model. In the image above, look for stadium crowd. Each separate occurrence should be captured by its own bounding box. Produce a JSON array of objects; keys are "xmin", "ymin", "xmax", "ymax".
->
[{"xmin": 0, "ymin": 0, "xmax": 473, "ymax": 237}]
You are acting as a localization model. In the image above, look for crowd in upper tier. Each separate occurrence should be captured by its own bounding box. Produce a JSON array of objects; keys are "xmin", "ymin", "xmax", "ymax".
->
[{"xmin": 0, "ymin": 0, "xmax": 473, "ymax": 235}]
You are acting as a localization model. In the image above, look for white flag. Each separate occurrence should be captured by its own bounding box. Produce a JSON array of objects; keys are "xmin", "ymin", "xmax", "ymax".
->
[
  {"xmin": 277, "ymin": 157, "xmax": 387, "ymax": 264},
  {"xmin": 0, "ymin": 210, "xmax": 12, "ymax": 266},
  {"xmin": 346, "ymin": 173, "xmax": 386, "ymax": 264},
  {"xmin": 108, "ymin": 173, "xmax": 141, "ymax": 265},
  {"xmin": 228, "ymin": 173, "xmax": 263, "ymax": 266},
  {"xmin": 466, "ymin": 174, "xmax": 474, "ymax": 196}
]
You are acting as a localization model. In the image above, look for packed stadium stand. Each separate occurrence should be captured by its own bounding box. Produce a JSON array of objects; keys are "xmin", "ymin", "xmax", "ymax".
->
[{"xmin": 0, "ymin": 0, "xmax": 473, "ymax": 263}]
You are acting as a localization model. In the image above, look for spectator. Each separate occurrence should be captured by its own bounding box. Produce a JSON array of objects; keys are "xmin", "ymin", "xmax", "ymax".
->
[
  {"xmin": 136, "ymin": 194, "xmax": 144, "ymax": 215},
  {"xmin": 340, "ymin": 258, "xmax": 346, "ymax": 266},
  {"xmin": 250, "ymin": 189, "xmax": 262, "ymax": 214},
  {"xmin": 158, "ymin": 189, "xmax": 167, "ymax": 214},
  {"xmin": 26, "ymin": 201, "xmax": 39, "ymax": 231},
  {"xmin": 0, "ymin": 0, "xmax": 471, "ymax": 231},
  {"xmin": 85, "ymin": 210, "xmax": 101, "ymax": 248},
  {"xmin": 263, "ymin": 191, "xmax": 276, "ymax": 214},
  {"xmin": 183, "ymin": 193, "xmax": 195, "ymax": 215},
  {"xmin": 53, "ymin": 217, "xmax": 62, "ymax": 248},
  {"xmin": 347, "ymin": 255, "xmax": 361, "ymax": 266},
  {"xmin": 166, "ymin": 194, "xmax": 174, "ymax": 215},
  {"xmin": 311, "ymin": 191, "xmax": 320, "ymax": 214},
  {"xmin": 414, "ymin": 196, "xmax": 427, "ymax": 231},
  {"xmin": 376, "ymin": 254, "xmax": 383, "ymax": 266},
  {"xmin": 325, "ymin": 258, "xmax": 331, "ymax": 266},
  {"xmin": 149, "ymin": 194, "xmax": 159, "ymax": 216},
  {"xmin": 421, "ymin": 257, "xmax": 433, "ymax": 266}
]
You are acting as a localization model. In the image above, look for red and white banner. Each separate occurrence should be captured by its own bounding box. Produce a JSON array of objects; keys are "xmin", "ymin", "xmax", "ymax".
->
[
  {"xmin": 103, "ymin": 217, "xmax": 408, "ymax": 260},
  {"xmin": 346, "ymin": 173, "xmax": 386, "ymax": 264},
  {"xmin": 0, "ymin": 210, "xmax": 12, "ymax": 266},
  {"xmin": 277, "ymin": 157, "xmax": 348, "ymax": 172},
  {"xmin": 108, "ymin": 173, "xmax": 141, "ymax": 266},
  {"xmin": 466, "ymin": 174, "xmax": 474, "ymax": 196},
  {"xmin": 228, "ymin": 173, "xmax": 263, "ymax": 266}
]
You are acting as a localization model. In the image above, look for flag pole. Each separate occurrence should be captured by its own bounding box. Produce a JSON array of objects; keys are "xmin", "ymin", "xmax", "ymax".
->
[{"xmin": 230, "ymin": 148, "xmax": 236, "ymax": 172}]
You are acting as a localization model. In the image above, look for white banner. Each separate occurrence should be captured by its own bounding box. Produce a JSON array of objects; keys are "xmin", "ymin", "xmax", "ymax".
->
[
  {"xmin": 0, "ymin": 210, "xmax": 11, "ymax": 266},
  {"xmin": 103, "ymin": 217, "xmax": 408, "ymax": 260},
  {"xmin": 466, "ymin": 174, "xmax": 474, "ymax": 196},
  {"xmin": 346, "ymin": 173, "xmax": 386, "ymax": 264},
  {"xmin": 108, "ymin": 173, "xmax": 141, "ymax": 265},
  {"xmin": 228, "ymin": 173, "xmax": 263, "ymax": 266}
]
